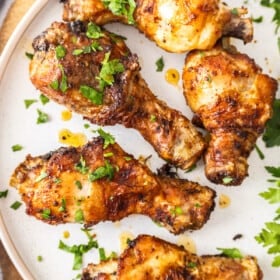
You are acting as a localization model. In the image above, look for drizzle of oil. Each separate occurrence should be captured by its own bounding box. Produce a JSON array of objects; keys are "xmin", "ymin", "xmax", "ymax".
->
[
  {"xmin": 177, "ymin": 235, "xmax": 196, "ymax": 254},
  {"xmin": 165, "ymin": 68, "xmax": 180, "ymax": 86},
  {"xmin": 219, "ymin": 194, "xmax": 231, "ymax": 209},
  {"xmin": 61, "ymin": 110, "xmax": 72, "ymax": 121},
  {"xmin": 63, "ymin": 231, "xmax": 70, "ymax": 239},
  {"xmin": 119, "ymin": 231, "xmax": 135, "ymax": 252},
  {"xmin": 58, "ymin": 129, "xmax": 87, "ymax": 147}
]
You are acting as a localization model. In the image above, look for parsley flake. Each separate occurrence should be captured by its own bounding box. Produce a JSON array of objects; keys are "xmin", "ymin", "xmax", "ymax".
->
[
  {"xmin": 55, "ymin": 45, "xmax": 67, "ymax": 60},
  {"xmin": 40, "ymin": 94, "xmax": 50, "ymax": 105},
  {"xmin": 36, "ymin": 109, "xmax": 49, "ymax": 124},
  {"xmin": 11, "ymin": 144, "xmax": 23, "ymax": 152},
  {"xmin": 97, "ymin": 128, "xmax": 115, "ymax": 148},
  {"xmin": 217, "ymin": 247, "xmax": 243, "ymax": 259},
  {"xmin": 86, "ymin": 22, "xmax": 104, "ymax": 39},
  {"xmin": 75, "ymin": 157, "xmax": 89, "ymax": 174},
  {"xmin": 155, "ymin": 56, "xmax": 164, "ymax": 72},
  {"xmin": 10, "ymin": 201, "xmax": 22, "ymax": 210},
  {"xmin": 24, "ymin": 99, "xmax": 37, "ymax": 109},
  {"xmin": 89, "ymin": 160, "xmax": 115, "ymax": 182},
  {"xmin": 80, "ymin": 85, "xmax": 103, "ymax": 105},
  {"xmin": 0, "ymin": 190, "xmax": 8, "ymax": 198}
]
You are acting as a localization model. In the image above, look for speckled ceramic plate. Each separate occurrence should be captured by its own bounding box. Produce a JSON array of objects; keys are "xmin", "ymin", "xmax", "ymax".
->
[{"xmin": 0, "ymin": 0, "xmax": 279, "ymax": 279}]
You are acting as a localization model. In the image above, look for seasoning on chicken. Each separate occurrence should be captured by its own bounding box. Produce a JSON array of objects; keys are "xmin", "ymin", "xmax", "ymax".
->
[
  {"xmin": 60, "ymin": 0, "xmax": 253, "ymax": 53},
  {"xmin": 182, "ymin": 43, "xmax": 277, "ymax": 186},
  {"xmin": 29, "ymin": 21, "xmax": 206, "ymax": 170},
  {"xmin": 82, "ymin": 234, "xmax": 263, "ymax": 280},
  {"xmin": 10, "ymin": 137, "xmax": 215, "ymax": 234}
]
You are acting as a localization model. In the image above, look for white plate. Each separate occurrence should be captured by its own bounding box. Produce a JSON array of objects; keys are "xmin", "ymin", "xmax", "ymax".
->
[{"xmin": 0, "ymin": 0, "xmax": 279, "ymax": 279}]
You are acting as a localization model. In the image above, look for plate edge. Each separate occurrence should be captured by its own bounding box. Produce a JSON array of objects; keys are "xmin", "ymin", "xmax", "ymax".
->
[{"xmin": 0, "ymin": 1, "xmax": 49, "ymax": 279}]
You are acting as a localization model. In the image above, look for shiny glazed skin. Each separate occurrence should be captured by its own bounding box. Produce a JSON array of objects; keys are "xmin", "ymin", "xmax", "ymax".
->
[
  {"xmin": 182, "ymin": 44, "xmax": 277, "ymax": 185},
  {"xmin": 61, "ymin": 0, "xmax": 253, "ymax": 52},
  {"xmin": 29, "ymin": 21, "xmax": 206, "ymax": 170},
  {"xmin": 82, "ymin": 235, "xmax": 263, "ymax": 280},
  {"xmin": 10, "ymin": 137, "xmax": 215, "ymax": 234}
]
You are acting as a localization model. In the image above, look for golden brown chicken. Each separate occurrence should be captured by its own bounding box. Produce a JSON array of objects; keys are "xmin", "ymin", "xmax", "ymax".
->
[
  {"xmin": 29, "ymin": 21, "xmax": 205, "ymax": 170},
  {"xmin": 82, "ymin": 234, "xmax": 263, "ymax": 280},
  {"xmin": 182, "ymin": 44, "xmax": 277, "ymax": 186},
  {"xmin": 60, "ymin": 0, "xmax": 253, "ymax": 53},
  {"xmin": 10, "ymin": 137, "xmax": 215, "ymax": 234}
]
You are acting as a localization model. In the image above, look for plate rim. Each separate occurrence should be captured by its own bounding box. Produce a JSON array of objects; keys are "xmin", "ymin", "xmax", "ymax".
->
[{"xmin": 0, "ymin": 1, "xmax": 48, "ymax": 279}]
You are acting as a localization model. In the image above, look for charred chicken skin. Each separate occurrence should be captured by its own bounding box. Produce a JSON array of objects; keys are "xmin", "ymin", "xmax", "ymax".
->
[
  {"xmin": 29, "ymin": 21, "xmax": 205, "ymax": 170},
  {"xmin": 60, "ymin": 0, "xmax": 253, "ymax": 53},
  {"xmin": 182, "ymin": 44, "xmax": 277, "ymax": 186},
  {"xmin": 82, "ymin": 234, "xmax": 263, "ymax": 280},
  {"xmin": 10, "ymin": 137, "xmax": 215, "ymax": 234}
]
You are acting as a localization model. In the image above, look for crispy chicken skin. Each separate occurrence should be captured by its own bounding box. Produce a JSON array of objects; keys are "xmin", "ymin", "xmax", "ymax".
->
[
  {"xmin": 60, "ymin": 0, "xmax": 253, "ymax": 53},
  {"xmin": 10, "ymin": 137, "xmax": 215, "ymax": 234},
  {"xmin": 182, "ymin": 44, "xmax": 277, "ymax": 186},
  {"xmin": 29, "ymin": 21, "xmax": 205, "ymax": 170},
  {"xmin": 82, "ymin": 234, "xmax": 263, "ymax": 280}
]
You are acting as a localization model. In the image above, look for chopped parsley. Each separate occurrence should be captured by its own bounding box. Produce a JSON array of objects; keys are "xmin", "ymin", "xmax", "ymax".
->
[
  {"xmin": 260, "ymin": 0, "xmax": 280, "ymax": 52},
  {"xmin": 75, "ymin": 180, "xmax": 83, "ymax": 190},
  {"xmin": 170, "ymin": 206, "xmax": 183, "ymax": 216},
  {"xmin": 73, "ymin": 41, "xmax": 103, "ymax": 56},
  {"xmin": 41, "ymin": 208, "xmax": 51, "ymax": 219},
  {"xmin": 86, "ymin": 22, "xmax": 104, "ymax": 39},
  {"xmin": 102, "ymin": 0, "xmax": 136, "ymax": 24},
  {"xmin": 263, "ymin": 99, "xmax": 280, "ymax": 147},
  {"xmin": 255, "ymin": 165, "xmax": 280, "ymax": 267},
  {"xmin": 98, "ymin": 247, "xmax": 107, "ymax": 261},
  {"xmin": 55, "ymin": 45, "xmax": 67, "ymax": 60},
  {"xmin": 25, "ymin": 52, "xmax": 34, "ymax": 60},
  {"xmin": 35, "ymin": 171, "xmax": 48, "ymax": 182},
  {"xmin": 80, "ymin": 85, "xmax": 103, "ymax": 105},
  {"xmin": 75, "ymin": 156, "xmax": 89, "ymax": 174},
  {"xmin": 59, "ymin": 65, "xmax": 69, "ymax": 92},
  {"xmin": 217, "ymin": 247, "xmax": 243, "ymax": 259},
  {"xmin": 36, "ymin": 109, "xmax": 49, "ymax": 124},
  {"xmin": 74, "ymin": 209, "xmax": 84, "ymax": 223},
  {"xmin": 155, "ymin": 56, "xmax": 164, "ymax": 72},
  {"xmin": 59, "ymin": 198, "xmax": 67, "ymax": 212},
  {"xmin": 97, "ymin": 52, "xmax": 125, "ymax": 91},
  {"xmin": 222, "ymin": 177, "xmax": 233, "ymax": 184},
  {"xmin": 58, "ymin": 229, "xmax": 98, "ymax": 270},
  {"xmin": 11, "ymin": 144, "xmax": 23, "ymax": 152},
  {"xmin": 252, "ymin": 16, "xmax": 263, "ymax": 23},
  {"xmin": 10, "ymin": 201, "xmax": 22, "ymax": 210},
  {"xmin": 39, "ymin": 94, "xmax": 50, "ymax": 105},
  {"xmin": 255, "ymin": 144, "xmax": 265, "ymax": 160},
  {"xmin": 0, "ymin": 190, "xmax": 8, "ymax": 198},
  {"xmin": 150, "ymin": 115, "xmax": 157, "ymax": 122},
  {"xmin": 104, "ymin": 152, "xmax": 114, "ymax": 158},
  {"xmin": 37, "ymin": 255, "xmax": 43, "ymax": 262},
  {"xmin": 24, "ymin": 99, "xmax": 37, "ymax": 109},
  {"xmin": 97, "ymin": 128, "xmax": 115, "ymax": 148},
  {"xmin": 88, "ymin": 160, "xmax": 115, "ymax": 182}
]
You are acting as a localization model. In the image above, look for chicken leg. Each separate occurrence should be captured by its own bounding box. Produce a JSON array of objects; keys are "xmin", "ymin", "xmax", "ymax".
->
[
  {"xmin": 29, "ymin": 21, "xmax": 205, "ymax": 170},
  {"xmin": 182, "ymin": 44, "xmax": 277, "ymax": 185},
  {"xmin": 60, "ymin": 0, "xmax": 253, "ymax": 53}
]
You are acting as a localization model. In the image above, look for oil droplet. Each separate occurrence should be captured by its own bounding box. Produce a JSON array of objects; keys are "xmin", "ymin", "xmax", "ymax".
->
[
  {"xmin": 219, "ymin": 194, "xmax": 231, "ymax": 209},
  {"xmin": 177, "ymin": 235, "xmax": 196, "ymax": 254},
  {"xmin": 63, "ymin": 231, "xmax": 70, "ymax": 239},
  {"xmin": 59, "ymin": 129, "xmax": 87, "ymax": 147},
  {"xmin": 61, "ymin": 110, "xmax": 72, "ymax": 121},
  {"xmin": 165, "ymin": 68, "xmax": 180, "ymax": 86},
  {"xmin": 119, "ymin": 231, "xmax": 135, "ymax": 252}
]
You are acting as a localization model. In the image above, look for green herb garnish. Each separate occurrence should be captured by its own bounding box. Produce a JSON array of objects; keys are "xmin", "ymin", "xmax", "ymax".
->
[
  {"xmin": 36, "ymin": 109, "xmax": 49, "ymax": 124},
  {"xmin": 0, "ymin": 190, "xmax": 8, "ymax": 198},
  {"xmin": 58, "ymin": 229, "xmax": 98, "ymax": 270},
  {"xmin": 255, "ymin": 165, "xmax": 280, "ymax": 267},
  {"xmin": 74, "ymin": 209, "xmax": 84, "ymax": 222},
  {"xmin": 98, "ymin": 247, "xmax": 107, "ymax": 261},
  {"xmin": 155, "ymin": 56, "xmax": 164, "ymax": 72},
  {"xmin": 75, "ymin": 180, "xmax": 83, "ymax": 190},
  {"xmin": 170, "ymin": 206, "xmax": 183, "ymax": 216},
  {"xmin": 41, "ymin": 208, "xmax": 51, "ymax": 219},
  {"xmin": 222, "ymin": 177, "xmax": 233, "ymax": 184},
  {"xmin": 59, "ymin": 198, "xmax": 67, "ymax": 212},
  {"xmin": 25, "ymin": 52, "xmax": 34, "ymax": 60},
  {"xmin": 11, "ymin": 144, "xmax": 23, "ymax": 152},
  {"xmin": 80, "ymin": 85, "xmax": 103, "ymax": 105},
  {"xmin": 75, "ymin": 157, "xmax": 89, "ymax": 174},
  {"xmin": 252, "ymin": 16, "xmax": 263, "ymax": 23},
  {"xmin": 55, "ymin": 45, "xmax": 67, "ymax": 60},
  {"xmin": 217, "ymin": 247, "xmax": 243, "ymax": 259},
  {"xmin": 255, "ymin": 144, "xmax": 265, "ymax": 160},
  {"xmin": 37, "ymin": 255, "xmax": 43, "ymax": 262},
  {"xmin": 40, "ymin": 94, "xmax": 50, "ymax": 105},
  {"xmin": 97, "ymin": 52, "xmax": 125, "ymax": 90},
  {"xmin": 150, "ymin": 115, "xmax": 157, "ymax": 122},
  {"xmin": 86, "ymin": 22, "xmax": 104, "ymax": 39},
  {"xmin": 24, "ymin": 99, "xmax": 37, "ymax": 109},
  {"xmin": 263, "ymin": 99, "xmax": 280, "ymax": 147},
  {"xmin": 102, "ymin": 0, "xmax": 136, "ymax": 24},
  {"xmin": 97, "ymin": 128, "xmax": 115, "ymax": 149},
  {"xmin": 88, "ymin": 160, "xmax": 115, "ymax": 182},
  {"xmin": 10, "ymin": 201, "xmax": 22, "ymax": 210}
]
